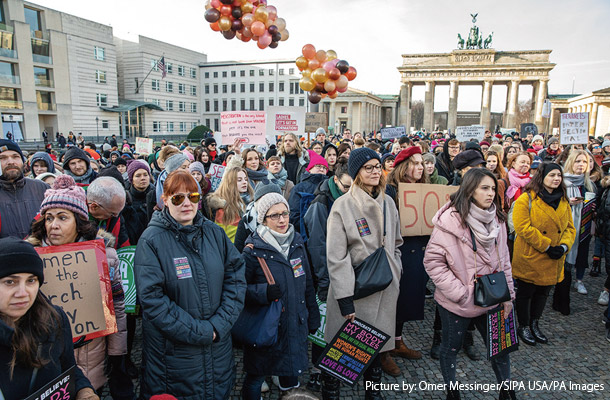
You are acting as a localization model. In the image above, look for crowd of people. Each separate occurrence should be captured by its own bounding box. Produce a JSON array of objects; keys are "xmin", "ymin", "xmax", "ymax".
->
[{"xmin": 1, "ymin": 126, "xmax": 610, "ymax": 400}]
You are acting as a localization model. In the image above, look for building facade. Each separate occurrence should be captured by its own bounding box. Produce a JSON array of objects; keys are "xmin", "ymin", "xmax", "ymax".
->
[{"xmin": 549, "ymin": 88, "xmax": 610, "ymax": 136}]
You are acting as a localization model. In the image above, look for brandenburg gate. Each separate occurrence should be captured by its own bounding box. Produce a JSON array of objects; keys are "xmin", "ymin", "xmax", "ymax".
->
[{"xmin": 398, "ymin": 15, "xmax": 555, "ymax": 133}]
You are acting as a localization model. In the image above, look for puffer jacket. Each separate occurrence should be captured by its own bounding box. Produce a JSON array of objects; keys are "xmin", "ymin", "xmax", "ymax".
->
[
  {"xmin": 288, "ymin": 172, "xmax": 328, "ymax": 236},
  {"xmin": 134, "ymin": 208, "xmax": 246, "ymax": 400},
  {"xmin": 0, "ymin": 174, "xmax": 48, "ymax": 239},
  {"xmin": 424, "ymin": 203, "xmax": 515, "ymax": 318}
]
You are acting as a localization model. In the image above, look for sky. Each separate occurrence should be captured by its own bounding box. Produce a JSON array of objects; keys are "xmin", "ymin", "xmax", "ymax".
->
[{"xmin": 33, "ymin": 0, "xmax": 610, "ymax": 112}]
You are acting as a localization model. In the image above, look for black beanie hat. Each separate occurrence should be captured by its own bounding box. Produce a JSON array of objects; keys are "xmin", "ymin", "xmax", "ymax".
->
[
  {"xmin": 348, "ymin": 147, "xmax": 381, "ymax": 179},
  {"xmin": 62, "ymin": 147, "xmax": 91, "ymax": 171},
  {"xmin": 113, "ymin": 157, "xmax": 127, "ymax": 167},
  {"xmin": 204, "ymin": 137, "xmax": 217, "ymax": 147},
  {"xmin": 542, "ymin": 162, "xmax": 561, "ymax": 179},
  {"xmin": 0, "ymin": 237, "xmax": 44, "ymax": 284},
  {"xmin": 0, "ymin": 139, "xmax": 25, "ymax": 161}
]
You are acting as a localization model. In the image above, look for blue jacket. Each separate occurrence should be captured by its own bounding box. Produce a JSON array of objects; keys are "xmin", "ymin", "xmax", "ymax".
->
[
  {"xmin": 241, "ymin": 230, "xmax": 320, "ymax": 377},
  {"xmin": 288, "ymin": 172, "xmax": 328, "ymax": 237},
  {"xmin": 0, "ymin": 174, "xmax": 48, "ymax": 239},
  {"xmin": 134, "ymin": 208, "xmax": 246, "ymax": 399}
]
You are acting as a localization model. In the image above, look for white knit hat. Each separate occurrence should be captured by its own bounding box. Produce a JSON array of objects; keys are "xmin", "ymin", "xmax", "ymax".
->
[{"xmin": 256, "ymin": 193, "xmax": 289, "ymax": 225}]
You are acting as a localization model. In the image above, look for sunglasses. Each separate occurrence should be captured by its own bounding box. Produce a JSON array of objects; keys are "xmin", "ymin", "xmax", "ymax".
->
[{"xmin": 170, "ymin": 192, "xmax": 201, "ymax": 206}]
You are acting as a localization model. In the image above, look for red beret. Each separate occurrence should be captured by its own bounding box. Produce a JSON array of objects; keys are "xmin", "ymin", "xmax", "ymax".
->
[{"xmin": 393, "ymin": 146, "xmax": 422, "ymax": 168}]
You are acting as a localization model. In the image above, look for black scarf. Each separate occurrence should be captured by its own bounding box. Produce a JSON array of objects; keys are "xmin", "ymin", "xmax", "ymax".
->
[{"xmin": 539, "ymin": 188, "xmax": 563, "ymax": 210}]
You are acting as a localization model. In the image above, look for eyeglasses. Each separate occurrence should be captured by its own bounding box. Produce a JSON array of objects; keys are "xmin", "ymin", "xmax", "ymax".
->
[
  {"xmin": 170, "ymin": 192, "xmax": 201, "ymax": 206},
  {"xmin": 362, "ymin": 164, "xmax": 382, "ymax": 173},
  {"xmin": 337, "ymin": 179, "xmax": 351, "ymax": 191},
  {"xmin": 265, "ymin": 211, "xmax": 289, "ymax": 221}
]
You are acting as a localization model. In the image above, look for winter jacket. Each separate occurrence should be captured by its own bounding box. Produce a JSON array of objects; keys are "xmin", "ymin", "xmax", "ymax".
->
[
  {"xmin": 234, "ymin": 201, "xmax": 257, "ymax": 253},
  {"xmin": 241, "ymin": 230, "xmax": 320, "ymax": 377},
  {"xmin": 0, "ymin": 306, "xmax": 93, "ymax": 400},
  {"xmin": 0, "ymin": 174, "xmax": 48, "ymax": 239},
  {"xmin": 435, "ymin": 141, "xmax": 455, "ymax": 183},
  {"xmin": 597, "ymin": 176, "xmax": 610, "ymax": 239},
  {"xmin": 429, "ymin": 168, "xmax": 449, "ymax": 185},
  {"xmin": 288, "ymin": 172, "xmax": 328, "ymax": 236},
  {"xmin": 134, "ymin": 208, "xmax": 246, "ymax": 400},
  {"xmin": 281, "ymin": 152, "xmax": 309, "ymax": 184},
  {"xmin": 424, "ymin": 203, "xmax": 515, "ymax": 319},
  {"xmin": 29, "ymin": 151, "xmax": 56, "ymax": 176},
  {"xmin": 122, "ymin": 182, "xmax": 155, "ymax": 245},
  {"xmin": 324, "ymin": 186, "xmax": 403, "ymax": 353},
  {"xmin": 512, "ymin": 191, "xmax": 576, "ymax": 286}
]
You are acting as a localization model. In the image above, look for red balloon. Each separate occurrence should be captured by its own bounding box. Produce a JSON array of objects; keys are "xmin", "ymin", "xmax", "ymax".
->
[
  {"xmin": 219, "ymin": 4, "xmax": 232, "ymax": 16},
  {"xmin": 328, "ymin": 68, "xmax": 341, "ymax": 81},
  {"xmin": 302, "ymin": 44, "xmax": 316, "ymax": 60},
  {"xmin": 210, "ymin": 21, "xmax": 221, "ymax": 32},
  {"xmin": 308, "ymin": 59, "xmax": 320, "ymax": 70},
  {"xmin": 345, "ymin": 66, "xmax": 357, "ymax": 81}
]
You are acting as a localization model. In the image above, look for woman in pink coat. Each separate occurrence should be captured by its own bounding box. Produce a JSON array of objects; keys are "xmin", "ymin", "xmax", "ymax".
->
[{"xmin": 424, "ymin": 168, "xmax": 516, "ymax": 400}]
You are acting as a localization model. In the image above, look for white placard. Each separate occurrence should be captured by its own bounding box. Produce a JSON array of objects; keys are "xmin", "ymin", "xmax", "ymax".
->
[
  {"xmin": 220, "ymin": 111, "xmax": 266, "ymax": 145},
  {"xmin": 266, "ymin": 106, "xmax": 306, "ymax": 146},
  {"xmin": 560, "ymin": 112, "xmax": 589, "ymax": 145},
  {"xmin": 455, "ymin": 125, "xmax": 485, "ymax": 142},
  {"xmin": 380, "ymin": 126, "xmax": 406, "ymax": 140}
]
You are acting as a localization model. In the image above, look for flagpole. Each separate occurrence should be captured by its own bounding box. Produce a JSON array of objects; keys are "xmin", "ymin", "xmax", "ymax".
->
[{"xmin": 135, "ymin": 54, "xmax": 164, "ymax": 94}]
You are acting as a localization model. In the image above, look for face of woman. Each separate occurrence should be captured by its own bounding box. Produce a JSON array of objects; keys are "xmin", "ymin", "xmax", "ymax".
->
[
  {"xmin": 42, "ymin": 176, "xmax": 56, "ymax": 187},
  {"xmin": 325, "ymin": 149, "xmax": 337, "ymax": 166},
  {"xmin": 237, "ymin": 171, "xmax": 249, "ymax": 193},
  {"xmin": 268, "ymin": 160, "xmax": 282, "ymax": 174},
  {"xmin": 358, "ymin": 159, "xmax": 382, "ymax": 189},
  {"xmin": 190, "ymin": 171, "xmax": 203, "ymax": 183},
  {"xmin": 404, "ymin": 154, "xmax": 424, "ymax": 182},
  {"xmin": 507, "ymin": 148, "xmax": 517, "ymax": 159},
  {"xmin": 486, "ymin": 155, "xmax": 498, "ymax": 172},
  {"xmin": 573, "ymin": 154, "xmax": 588, "ymax": 175},
  {"xmin": 32, "ymin": 160, "xmax": 48, "ymax": 176},
  {"xmin": 245, "ymin": 152, "xmax": 260, "ymax": 170},
  {"xmin": 472, "ymin": 176, "xmax": 496, "ymax": 210},
  {"xmin": 543, "ymin": 170, "xmax": 562, "ymax": 191},
  {"xmin": 180, "ymin": 160, "xmax": 190, "ymax": 170},
  {"xmin": 312, "ymin": 144, "xmax": 323, "ymax": 155},
  {"xmin": 133, "ymin": 169, "xmax": 150, "ymax": 191},
  {"xmin": 424, "ymin": 160, "xmax": 435, "ymax": 175},
  {"xmin": 0, "ymin": 273, "xmax": 39, "ymax": 321},
  {"xmin": 334, "ymin": 174, "xmax": 353, "ymax": 194},
  {"xmin": 164, "ymin": 186, "xmax": 198, "ymax": 226},
  {"xmin": 263, "ymin": 203, "xmax": 289, "ymax": 234},
  {"xmin": 339, "ymin": 148, "xmax": 350, "ymax": 160},
  {"xmin": 200, "ymin": 153, "xmax": 209, "ymax": 163},
  {"xmin": 386, "ymin": 158, "xmax": 397, "ymax": 172},
  {"xmin": 116, "ymin": 164, "xmax": 127, "ymax": 174},
  {"xmin": 512, "ymin": 155, "xmax": 531, "ymax": 174},
  {"xmin": 44, "ymin": 209, "xmax": 79, "ymax": 246},
  {"xmin": 503, "ymin": 141, "xmax": 511, "ymax": 149}
]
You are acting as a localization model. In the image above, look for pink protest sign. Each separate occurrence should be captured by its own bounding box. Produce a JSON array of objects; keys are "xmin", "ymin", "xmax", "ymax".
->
[{"xmin": 220, "ymin": 111, "xmax": 266, "ymax": 145}]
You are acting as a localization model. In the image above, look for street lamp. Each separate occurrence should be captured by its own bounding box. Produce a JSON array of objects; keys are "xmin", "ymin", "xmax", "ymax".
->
[{"xmin": 95, "ymin": 116, "xmax": 99, "ymax": 145}]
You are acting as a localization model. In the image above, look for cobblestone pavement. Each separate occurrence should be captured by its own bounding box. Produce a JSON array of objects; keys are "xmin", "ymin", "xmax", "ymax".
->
[{"xmin": 104, "ymin": 262, "xmax": 610, "ymax": 399}]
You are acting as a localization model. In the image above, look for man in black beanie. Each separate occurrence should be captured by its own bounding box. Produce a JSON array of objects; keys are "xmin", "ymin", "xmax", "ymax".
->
[{"xmin": 62, "ymin": 147, "xmax": 97, "ymax": 185}]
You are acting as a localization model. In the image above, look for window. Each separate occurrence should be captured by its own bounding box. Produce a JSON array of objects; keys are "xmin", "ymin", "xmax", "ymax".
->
[
  {"xmin": 250, "ymin": 99, "xmax": 255, "ymax": 110},
  {"xmin": 222, "ymin": 99, "xmax": 227, "ymax": 111},
  {"xmin": 191, "ymin": 103, "xmax": 197, "ymax": 113},
  {"xmin": 222, "ymin": 71, "xmax": 227, "ymax": 78},
  {"xmin": 180, "ymin": 122, "xmax": 187, "ymax": 132},
  {"xmin": 95, "ymin": 70, "xmax": 106, "ymax": 84},
  {"xmin": 250, "ymin": 70, "xmax": 254, "ymax": 76},
  {"xmin": 178, "ymin": 101, "xmax": 185, "ymax": 112},
  {"xmin": 214, "ymin": 119, "xmax": 219, "ymax": 131},
  {"xmin": 268, "ymin": 82, "xmax": 274, "ymax": 92},
  {"xmin": 190, "ymin": 68, "xmax": 196, "ymax": 78},
  {"xmin": 101, "ymin": 120, "xmax": 109, "ymax": 129},
  {"xmin": 166, "ymin": 81, "xmax": 173, "ymax": 92},
  {"xmin": 259, "ymin": 99, "xmax": 264, "ymax": 111},
  {"xmin": 24, "ymin": 7, "xmax": 42, "ymax": 31},
  {"xmin": 166, "ymin": 63, "xmax": 173, "ymax": 74},
  {"xmin": 206, "ymin": 118, "xmax": 210, "ymax": 128},
  {"xmin": 205, "ymin": 100, "xmax": 210, "ymax": 112},
  {"xmin": 231, "ymin": 99, "xmax": 236, "ymax": 110},
  {"xmin": 152, "ymin": 99, "xmax": 161, "ymax": 107},
  {"xmin": 204, "ymin": 72, "xmax": 209, "ymax": 79},
  {"xmin": 153, "ymin": 121, "xmax": 161, "ymax": 132},
  {"xmin": 214, "ymin": 100, "xmax": 219, "ymax": 112},
  {"xmin": 290, "ymin": 83, "xmax": 294, "ymax": 95},
  {"xmin": 269, "ymin": 98, "xmax": 274, "ymax": 106},
  {"xmin": 289, "ymin": 98, "xmax": 294, "ymax": 106},
  {"xmin": 191, "ymin": 85, "xmax": 197, "ymax": 96},
  {"xmin": 192, "ymin": 122, "xmax": 197, "ymax": 129},
  {"xmin": 94, "ymin": 46, "xmax": 105, "ymax": 61},
  {"xmin": 269, "ymin": 69, "xmax": 274, "ymax": 76},
  {"xmin": 240, "ymin": 83, "xmax": 245, "ymax": 93},
  {"xmin": 341, "ymin": 106, "xmax": 347, "ymax": 113},
  {"xmin": 166, "ymin": 100, "xmax": 174, "ymax": 111},
  {"xmin": 167, "ymin": 122, "xmax": 174, "ymax": 132},
  {"xmin": 279, "ymin": 98, "xmax": 284, "ymax": 106},
  {"xmin": 299, "ymin": 98, "xmax": 305, "ymax": 106},
  {"xmin": 250, "ymin": 83, "xmax": 255, "ymax": 92},
  {"xmin": 240, "ymin": 99, "xmax": 245, "ymax": 110},
  {"xmin": 259, "ymin": 82, "xmax": 264, "ymax": 92},
  {"xmin": 231, "ymin": 71, "xmax": 236, "ymax": 77},
  {"xmin": 240, "ymin": 70, "xmax": 245, "ymax": 77},
  {"xmin": 279, "ymin": 82, "xmax": 284, "ymax": 92},
  {"xmin": 178, "ymin": 83, "xmax": 185, "ymax": 94},
  {"xmin": 151, "ymin": 59, "xmax": 159, "ymax": 71},
  {"xmin": 259, "ymin": 69, "xmax": 264, "ymax": 76},
  {"xmin": 152, "ymin": 79, "xmax": 160, "ymax": 91},
  {"xmin": 279, "ymin": 69, "xmax": 284, "ymax": 75},
  {"xmin": 213, "ymin": 71, "xmax": 218, "ymax": 78},
  {"xmin": 96, "ymin": 93, "xmax": 107, "ymax": 106},
  {"xmin": 231, "ymin": 83, "xmax": 236, "ymax": 93},
  {"xmin": 178, "ymin": 65, "xmax": 185, "ymax": 76},
  {"xmin": 205, "ymin": 84, "xmax": 209, "ymax": 94},
  {"xmin": 289, "ymin": 68, "xmax": 295, "ymax": 75},
  {"xmin": 213, "ymin": 84, "xmax": 218, "ymax": 94},
  {"xmin": 222, "ymin": 84, "xmax": 227, "ymax": 93}
]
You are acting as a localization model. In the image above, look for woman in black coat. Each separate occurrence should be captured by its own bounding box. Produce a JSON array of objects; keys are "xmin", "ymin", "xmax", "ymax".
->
[
  {"xmin": 123, "ymin": 160, "xmax": 155, "ymax": 245},
  {"xmin": 240, "ymin": 193, "xmax": 320, "ymax": 399}
]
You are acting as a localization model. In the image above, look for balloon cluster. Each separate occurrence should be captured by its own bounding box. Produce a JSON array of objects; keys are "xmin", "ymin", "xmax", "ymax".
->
[
  {"xmin": 296, "ymin": 44, "xmax": 357, "ymax": 104},
  {"xmin": 204, "ymin": 0, "xmax": 288, "ymax": 49}
]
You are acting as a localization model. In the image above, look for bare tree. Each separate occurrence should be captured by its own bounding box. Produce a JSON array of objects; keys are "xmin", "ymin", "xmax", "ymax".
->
[
  {"xmin": 514, "ymin": 99, "xmax": 533, "ymax": 128},
  {"xmin": 411, "ymin": 100, "xmax": 424, "ymax": 130}
]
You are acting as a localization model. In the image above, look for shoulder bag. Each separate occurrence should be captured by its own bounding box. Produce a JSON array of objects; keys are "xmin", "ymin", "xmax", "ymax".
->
[{"xmin": 470, "ymin": 228, "xmax": 511, "ymax": 308}]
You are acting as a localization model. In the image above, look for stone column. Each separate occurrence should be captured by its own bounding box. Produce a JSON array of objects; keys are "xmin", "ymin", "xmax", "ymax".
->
[
  {"xmin": 359, "ymin": 102, "xmax": 366, "ymax": 133},
  {"xmin": 423, "ymin": 81, "xmax": 435, "ymax": 132},
  {"xmin": 534, "ymin": 79, "xmax": 548, "ymax": 133},
  {"xmin": 329, "ymin": 102, "xmax": 337, "ymax": 133},
  {"xmin": 590, "ymin": 102, "xmax": 599, "ymax": 135},
  {"xmin": 447, "ymin": 81, "xmax": 459, "ymax": 133},
  {"xmin": 505, "ymin": 80, "xmax": 520, "ymax": 129},
  {"xmin": 480, "ymin": 80, "xmax": 493, "ymax": 130},
  {"xmin": 347, "ymin": 101, "xmax": 353, "ymax": 131}
]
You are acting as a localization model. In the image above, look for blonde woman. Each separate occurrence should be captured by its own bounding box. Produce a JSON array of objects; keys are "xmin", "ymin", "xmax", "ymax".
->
[{"xmin": 486, "ymin": 150, "xmax": 508, "ymax": 210}]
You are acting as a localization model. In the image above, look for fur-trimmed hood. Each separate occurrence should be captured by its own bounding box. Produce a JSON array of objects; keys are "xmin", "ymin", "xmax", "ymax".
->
[{"xmin": 601, "ymin": 175, "xmax": 610, "ymax": 189}]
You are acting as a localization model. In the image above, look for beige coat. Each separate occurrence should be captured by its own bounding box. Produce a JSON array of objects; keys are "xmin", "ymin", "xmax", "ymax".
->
[{"xmin": 324, "ymin": 186, "xmax": 403, "ymax": 352}]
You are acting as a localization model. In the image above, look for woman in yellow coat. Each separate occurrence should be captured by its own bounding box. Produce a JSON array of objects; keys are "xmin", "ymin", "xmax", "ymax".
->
[{"xmin": 512, "ymin": 163, "xmax": 576, "ymax": 347}]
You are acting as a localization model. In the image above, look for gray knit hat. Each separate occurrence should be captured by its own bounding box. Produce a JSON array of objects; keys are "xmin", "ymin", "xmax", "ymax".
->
[
  {"xmin": 189, "ymin": 161, "xmax": 205, "ymax": 175},
  {"xmin": 165, "ymin": 153, "xmax": 188, "ymax": 173},
  {"xmin": 254, "ymin": 183, "xmax": 282, "ymax": 202},
  {"xmin": 256, "ymin": 192, "xmax": 289, "ymax": 225}
]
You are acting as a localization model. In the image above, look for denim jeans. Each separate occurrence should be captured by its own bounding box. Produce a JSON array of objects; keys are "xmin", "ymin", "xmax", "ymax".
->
[
  {"xmin": 594, "ymin": 236, "xmax": 605, "ymax": 258},
  {"xmin": 437, "ymin": 305, "xmax": 511, "ymax": 385},
  {"xmin": 241, "ymin": 375, "xmax": 298, "ymax": 400}
]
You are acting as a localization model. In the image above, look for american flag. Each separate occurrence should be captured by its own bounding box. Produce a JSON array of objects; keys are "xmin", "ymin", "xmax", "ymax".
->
[{"xmin": 157, "ymin": 56, "xmax": 166, "ymax": 79}]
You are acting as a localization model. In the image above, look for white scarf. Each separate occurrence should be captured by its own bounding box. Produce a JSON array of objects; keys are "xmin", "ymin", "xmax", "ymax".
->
[
  {"xmin": 257, "ymin": 224, "xmax": 294, "ymax": 260},
  {"xmin": 465, "ymin": 203, "xmax": 500, "ymax": 250}
]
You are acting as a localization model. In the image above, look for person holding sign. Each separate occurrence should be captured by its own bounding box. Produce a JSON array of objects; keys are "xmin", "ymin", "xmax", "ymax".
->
[
  {"xmin": 134, "ymin": 170, "xmax": 246, "ymax": 399},
  {"xmin": 424, "ymin": 168, "xmax": 516, "ymax": 400},
  {"xmin": 324, "ymin": 148, "xmax": 403, "ymax": 399},
  {"xmin": 0, "ymin": 237, "xmax": 98, "ymax": 400}
]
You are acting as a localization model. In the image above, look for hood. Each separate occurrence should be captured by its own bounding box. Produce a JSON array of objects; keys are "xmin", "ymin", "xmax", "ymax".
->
[
  {"xmin": 313, "ymin": 178, "xmax": 331, "ymax": 197},
  {"xmin": 602, "ymin": 175, "xmax": 610, "ymax": 189},
  {"xmin": 300, "ymin": 171, "xmax": 327, "ymax": 184},
  {"xmin": 30, "ymin": 152, "xmax": 56, "ymax": 175},
  {"xmin": 206, "ymin": 193, "xmax": 227, "ymax": 210},
  {"xmin": 431, "ymin": 202, "xmax": 469, "ymax": 243}
]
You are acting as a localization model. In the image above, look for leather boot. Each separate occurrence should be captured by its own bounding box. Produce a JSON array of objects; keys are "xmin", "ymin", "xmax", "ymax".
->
[
  {"xmin": 517, "ymin": 326, "xmax": 536, "ymax": 346},
  {"xmin": 446, "ymin": 389, "xmax": 461, "ymax": 400},
  {"xmin": 530, "ymin": 319, "xmax": 548, "ymax": 344},
  {"xmin": 390, "ymin": 337, "xmax": 422, "ymax": 359},
  {"xmin": 590, "ymin": 258, "xmax": 601, "ymax": 277},
  {"xmin": 364, "ymin": 366, "xmax": 384, "ymax": 400},
  {"xmin": 321, "ymin": 373, "xmax": 340, "ymax": 400},
  {"xmin": 499, "ymin": 388, "xmax": 517, "ymax": 399},
  {"xmin": 463, "ymin": 330, "xmax": 480, "ymax": 360},
  {"xmin": 306, "ymin": 372, "xmax": 321, "ymax": 392},
  {"xmin": 379, "ymin": 352, "xmax": 401, "ymax": 377},
  {"xmin": 430, "ymin": 329, "xmax": 441, "ymax": 360}
]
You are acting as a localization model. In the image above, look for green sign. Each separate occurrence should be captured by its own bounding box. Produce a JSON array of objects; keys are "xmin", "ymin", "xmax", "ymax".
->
[
  {"xmin": 117, "ymin": 246, "xmax": 137, "ymax": 314},
  {"xmin": 308, "ymin": 295, "xmax": 327, "ymax": 348}
]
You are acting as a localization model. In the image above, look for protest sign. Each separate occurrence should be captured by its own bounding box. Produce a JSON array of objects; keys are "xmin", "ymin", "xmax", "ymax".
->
[
  {"xmin": 560, "ymin": 112, "xmax": 589, "ymax": 145},
  {"xmin": 35, "ymin": 239, "xmax": 117, "ymax": 340},
  {"xmin": 266, "ymin": 106, "xmax": 306, "ymax": 145},
  {"xmin": 316, "ymin": 318, "xmax": 390, "ymax": 386},
  {"xmin": 380, "ymin": 126, "xmax": 406, "ymax": 140},
  {"xmin": 455, "ymin": 125, "xmax": 485, "ymax": 142},
  {"xmin": 499, "ymin": 128, "xmax": 515, "ymax": 136},
  {"xmin": 308, "ymin": 295, "xmax": 327, "ymax": 348},
  {"xmin": 542, "ymin": 99, "xmax": 552, "ymax": 118},
  {"xmin": 305, "ymin": 112, "xmax": 328, "ymax": 133},
  {"xmin": 209, "ymin": 163, "xmax": 226, "ymax": 191},
  {"xmin": 117, "ymin": 246, "xmax": 137, "ymax": 314},
  {"xmin": 220, "ymin": 111, "xmax": 266, "ymax": 145},
  {"xmin": 135, "ymin": 137, "xmax": 153, "ymax": 154},
  {"xmin": 398, "ymin": 183, "xmax": 458, "ymax": 236},
  {"xmin": 486, "ymin": 307, "xmax": 519, "ymax": 360},
  {"xmin": 25, "ymin": 366, "xmax": 75, "ymax": 400},
  {"xmin": 579, "ymin": 197, "xmax": 595, "ymax": 243},
  {"xmin": 519, "ymin": 123, "xmax": 538, "ymax": 138}
]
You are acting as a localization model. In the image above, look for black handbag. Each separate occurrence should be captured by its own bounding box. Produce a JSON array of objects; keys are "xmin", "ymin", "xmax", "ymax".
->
[
  {"xmin": 353, "ymin": 202, "xmax": 393, "ymax": 300},
  {"xmin": 469, "ymin": 228, "xmax": 511, "ymax": 308}
]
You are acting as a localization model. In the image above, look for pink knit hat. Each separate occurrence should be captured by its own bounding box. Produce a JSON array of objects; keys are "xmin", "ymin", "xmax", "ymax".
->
[
  {"xmin": 40, "ymin": 175, "xmax": 88, "ymax": 219},
  {"xmin": 306, "ymin": 151, "xmax": 329, "ymax": 172}
]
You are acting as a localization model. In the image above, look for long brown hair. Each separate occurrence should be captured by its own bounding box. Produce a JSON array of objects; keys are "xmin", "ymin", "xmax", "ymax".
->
[
  {"xmin": 214, "ymin": 167, "xmax": 253, "ymax": 224},
  {"xmin": 523, "ymin": 162, "xmax": 567, "ymax": 200},
  {"xmin": 448, "ymin": 168, "xmax": 506, "ymax": 226},
  {"xmin": 485, "ymin": 150, "xmax": 507, "ymax": 179},
  {"xmin": 387, "ymin": 156, "xmax": 430, "ymax": 189}
]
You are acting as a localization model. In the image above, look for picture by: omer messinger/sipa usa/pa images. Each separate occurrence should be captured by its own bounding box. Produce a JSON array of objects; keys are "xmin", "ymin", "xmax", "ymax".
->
[{"xmin": 364, "ymin": 380, "xmax": 606, "ymax": 394}]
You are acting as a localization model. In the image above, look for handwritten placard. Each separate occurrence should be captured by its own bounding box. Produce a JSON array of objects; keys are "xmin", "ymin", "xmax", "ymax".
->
[
  {"xmin": 398, "ymin": 183, "xmax": 458, "ymax": 236},
  {"xmin": 117, "ymin": 246, "xmax": 137, "ymax": 314},
  {"xmin": 305, "ymin": 112, "xmax": 328, "ymax": 133},
  {"xmin": 267, "ymin": 106, "xmax": 306, "ymax": 145},
  {"xmin": 135, "ymin": 137, "xmax": 153, "ymax": 154},
  {"xmin": 380, "ymin": 126, "xmax": 406, "ymax": 140},
  {"xmin": 221, "ymin": 111, "xmax": 266, "ymax": 145},
  {"xmin": 35, "ymin": 239, "xmax": 117, "ymax": 340},
  {"xmin": 25, "ymin": 366, "xmax": 75, "ymax": 400},
  {"xmin": 487, "ymin": 307, "xmax": 519, "ymax": 360},
  {"xmin": 560, "ymin": 112, "xmax": 589, "ymax": 145},
  {"xmin": 316, "ymin": 318, "xmax": 389, "ymax": 387},
  {"xmin": 307, "ymin": 295, "xmax": 327, "ymax": 348},
  {"xmin": 209, "ymin": 163, "xmax": 226, "ymax": 191},
  {"xmin": 580, "ymin": 197, "xmax": 595, "ymax": 243},
  {"xmin": 455, "ymin": 125, "xmax": 485, "ymax": 142}
]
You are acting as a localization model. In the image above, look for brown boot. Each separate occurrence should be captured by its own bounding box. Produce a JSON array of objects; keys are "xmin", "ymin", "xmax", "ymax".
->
[
  {"xmin": 390, "ymin": 337, "xmax": 422, "ymax": 359},
  {"xmin": 379, "ymin": 352, "xmax": 401, "ymax": 377}
]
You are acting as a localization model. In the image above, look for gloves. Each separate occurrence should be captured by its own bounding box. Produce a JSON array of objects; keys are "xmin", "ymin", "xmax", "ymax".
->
[
  {"xmin": 309, "ymin": 328, "xmax": 318, "ymax": 335},
  {"xmin": 546, "ymin": 245, "xmax": 565, "ymax": 260},
  {"xmin": 318, "ymin": 287, "xmax": 328, "ymax": 302},
  {"xmin": 266, "ymin": 283, "xmax": 282, "ymax": 302}
]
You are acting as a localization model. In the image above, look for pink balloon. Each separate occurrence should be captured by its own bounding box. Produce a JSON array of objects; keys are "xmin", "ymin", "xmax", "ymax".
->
[
  {"xmin": 337, "ymin": 86, "xmax": 348, "ymax": 93},
  {"xmin": 335, "ymin": 75, "xmax": 349, "ymax": 89},
  {"xmin": 259, "ymin": 31, "xmax": 272, "ymax": 46},
  {"xmin": 241, "ymin": 13, "xmax": 254, "ymax": 27},
  {"xmin": 257, "ymin": 40, "xmax": 268, "ymax": 49},
  {"xmin": 323, "ymin": 61, "xmax": 335, "ymax": 73},
  {"xmin": 211, "ymin": 0, "xmax": 221, "ymax": 8},
  {"xmin": 331, "ymin": 58, "xmax": 340, "ymax": 67},
  {"xmin": 267, "ymin": 5, "xmax": 277, "ymax": 20}
]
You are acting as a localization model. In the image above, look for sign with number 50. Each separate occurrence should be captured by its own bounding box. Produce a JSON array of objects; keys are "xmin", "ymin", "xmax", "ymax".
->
[{"xmin": 398, "ymin": 183, "xmax": 458, "ymax": 236}]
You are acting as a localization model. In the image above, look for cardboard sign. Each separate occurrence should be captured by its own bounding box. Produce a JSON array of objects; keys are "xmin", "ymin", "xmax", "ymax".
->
[
  {"xmin": 266, "ymin": 106, "xmax": 306, "ymax": 145},
  {"xmin": 209, "ymin": 163, "xmax": 226, "ymax": 191},
  {"xmin": 305, "ymin": 112, "xmax": 328, "ymax": 133},
  {"xmin": 25, "ymin": 366, "xmax": 75, "ymax": 400},
  {"xmin": 519, "ymin": 123, "xmax": 538, "ymax": 138},
  {"xmin": 455, "ymin": 125, "xmax": 485, "ymax": 142},
  {"xmin": 117, "ymin": 246, "xmax": 137, "ymax": 314},
  {"xmin": 398, "ymin": 183, "xmax": 458, "ymax": 236},
  {"xmin": 380, "ymin": 126, "xmax": 406, "ymax": 140},
  {"xmin": 316, "ymin": 318, "xmax": 390, "ymax": 387},
  {"xmin": 308, "ymin": 295, "xmax": 327, "ymax": 348},
  {"xmin": 135, "ymin": 137, "xmax": 153, "ymax": 154},
  {"xmin": 486, "ymin": 307, "xmax": 519, "ymax": 360},
  {"xmin": 220, "ymin": 111, "xmax": 266, "ymax": 145},
  {"xmin": 35, "ymin": 239, "xmax": 117, "ymax": 340},
  {"xmin": 560, "ymin": 112, "xmax": 589, "ymax": 145}
]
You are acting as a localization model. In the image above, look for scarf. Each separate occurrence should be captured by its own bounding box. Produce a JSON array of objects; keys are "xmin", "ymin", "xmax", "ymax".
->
[
  {"xmin": 257, "ymin": 224, "xmax": 294, "ymax": 260},
  {"xmin": 247, "ymin": 167, "xmax": 269, "ymax": 184},
  {"xmin": 240, "ymin": 192, "xmax": 251, "ymax": 205},
  {"xmin": 563, "ymin": 173, "xmax": 585, "ymax": 264},
  {"xmin": 539, "ymin": 188, "xmax": 563, "ymax": 210},
  {"xmin": 66, "ymin": 167, "xmax": 94, "ymax": 184},
  {"xmin": 546, "ymin": 148, "xmax": 559, "ymax": 156},
  {"xmin": 532, "ymin": 144, "xmax": 543, "ymax": 152},
  {"xmin": 465, "ymin": 203, "xmax": 500, "ymax": 250},
  {"xmin": 328, "ymin": 177, "xmax": 343, "ymax": 200},
  {"xmin": 268, "ymin": 168, "xmax": 288, "ymax": 188},
  {"xmin": 506, "ymin": 169, "xmax": 531, "ymax": 200}
]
